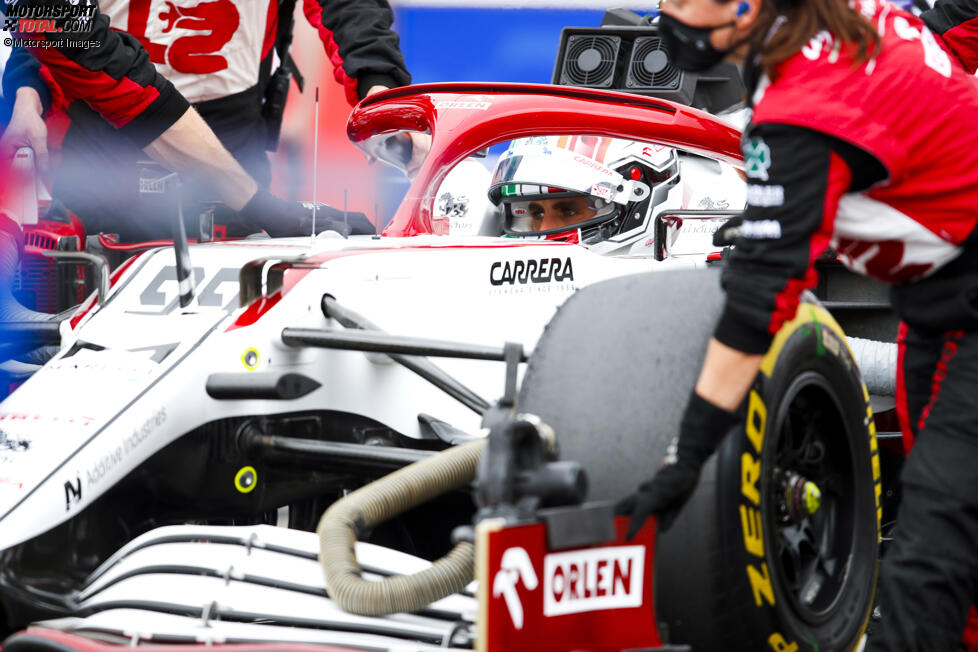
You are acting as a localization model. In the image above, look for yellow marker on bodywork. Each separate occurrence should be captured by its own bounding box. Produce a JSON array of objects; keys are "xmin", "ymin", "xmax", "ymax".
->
[
  {"xmin": 241, "ymin": 347, "xmax": 260, "ymax": 370},
  {"xmin": 235, "ymin": 465, "xmax": 258, "ymax": 493}
]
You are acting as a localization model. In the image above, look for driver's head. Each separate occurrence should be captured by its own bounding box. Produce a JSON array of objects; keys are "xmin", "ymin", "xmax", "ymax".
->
[
  {"xmin": 527, "ymin": 195, "xmax": 598, "ymax": 232},
  {"xmin": 518, "ymin": 195, "xmax": 598, "ymax": 232},
  {"xmin": 487, "ymin": 136, "xmax": 679, "ymax": 253}
]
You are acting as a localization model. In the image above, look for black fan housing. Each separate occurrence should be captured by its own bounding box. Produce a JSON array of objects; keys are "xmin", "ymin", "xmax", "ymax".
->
[
  {"xmin": 559, "ymin": 35, "xmax": 621, "ymax": 88},
  {"xmin": 626, "ymin": 36, "xmax": 681, "ymax": 90}
]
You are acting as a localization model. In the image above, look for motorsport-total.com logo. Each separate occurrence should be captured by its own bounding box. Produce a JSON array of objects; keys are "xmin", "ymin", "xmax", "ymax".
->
[{"xmin": 3, "ymin": 1, "xmax": 95, "ymax": 34}]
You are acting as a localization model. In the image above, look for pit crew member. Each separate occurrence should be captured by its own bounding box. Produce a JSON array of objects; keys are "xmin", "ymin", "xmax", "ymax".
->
[
  {"xmin": 0, "ymin": 0, "xmax": 411, "ymax": 241},
  {"xmin": 487, "ymin": 135, "xmax": 679, "ymax": 252},
  {"xmin": 920, "ymin": 0, "xmax": 978, "ymax": 72},
  {"xmin": 617, "ymin": 0, "xmax": 978, "ymax": 650}
]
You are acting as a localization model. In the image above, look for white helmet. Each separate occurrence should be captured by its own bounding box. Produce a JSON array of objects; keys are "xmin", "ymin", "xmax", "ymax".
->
[{"xmin": 487, "ymin": 136, "xmax": 679, "ymax": 254}]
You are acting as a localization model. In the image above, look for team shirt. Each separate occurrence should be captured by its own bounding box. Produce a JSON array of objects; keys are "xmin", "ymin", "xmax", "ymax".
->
[
  {"xmin": 4, "ymin": 0, "xmax": 409, "ymax": 146},
  {"xmin": 717, "ymin": 0, "xmax": 978, "ymax": 354}
]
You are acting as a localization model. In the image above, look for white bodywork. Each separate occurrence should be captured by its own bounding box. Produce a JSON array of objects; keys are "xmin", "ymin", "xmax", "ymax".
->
[
  {"xmin": 0, "ymin": 83, "xmax": 749, "ymax": 645},
  {"xmin": 42, "ymin": 524, "xmax": 476, "ymax": 650},
  {"xmin": 0, "ymin": 232, "xmax": 726, "ymax": 552}
]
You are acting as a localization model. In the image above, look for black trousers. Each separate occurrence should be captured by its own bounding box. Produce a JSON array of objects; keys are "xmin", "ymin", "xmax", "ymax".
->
[{"xmin": 868, "ymin": 315, "xmax": 978, "ymax": 650}]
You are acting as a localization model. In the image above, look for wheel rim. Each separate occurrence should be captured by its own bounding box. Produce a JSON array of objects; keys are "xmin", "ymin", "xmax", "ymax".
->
[{"xmin": 768, "ymin": 371, "xmax": 861, "ymax": 624}]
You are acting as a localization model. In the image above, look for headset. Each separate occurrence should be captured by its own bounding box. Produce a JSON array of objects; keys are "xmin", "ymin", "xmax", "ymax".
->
[{"xmin": 736, "ymin": 1, "xmax": 750, "ymax": 15}]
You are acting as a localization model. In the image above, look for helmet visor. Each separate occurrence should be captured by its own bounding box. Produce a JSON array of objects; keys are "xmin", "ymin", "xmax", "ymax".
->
[{"xmin": 503, "ymin": 192, "xmax": 618, "ymax": 236}]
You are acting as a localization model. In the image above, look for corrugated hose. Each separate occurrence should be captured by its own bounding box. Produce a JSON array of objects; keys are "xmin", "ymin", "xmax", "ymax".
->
[{"xmin": 317, "ymin": 438, "xmax": 486, "ymax": 616}]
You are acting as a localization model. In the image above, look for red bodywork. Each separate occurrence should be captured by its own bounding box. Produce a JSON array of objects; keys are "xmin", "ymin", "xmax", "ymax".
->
[
  {"xmin": 15, "ymin": 214, "xmax": 85, "ymax": 313},
  {"xmin": 346, "ymin": 82, "xmax": 743, "ymax": 237},
  {"xmin": 478, "ymin": 515, "xmax": 661, "ymax": 652}
]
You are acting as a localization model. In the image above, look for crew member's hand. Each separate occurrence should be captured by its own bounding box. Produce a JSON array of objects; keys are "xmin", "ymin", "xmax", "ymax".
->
[
  {"xmin": 404, "ymin": 132, "xmax": 432, "ymax": 178},
  {"xmin": 713, "ymin": 215, "xmax": 744, "ymax": 247},
  {"xmin": 0, "ymin": 88, "xmax": 49, "ymax": 171},
  {"xmin": 379, "ymin": 132, "xmax": 431, "ymax": 180},
  {"xmin": 617, "ymin": 392, "xmax": 739, "ymax": 538},
  {"xmin": 238, "ymin": 189, "xmax": 375, "ymax": 237}
]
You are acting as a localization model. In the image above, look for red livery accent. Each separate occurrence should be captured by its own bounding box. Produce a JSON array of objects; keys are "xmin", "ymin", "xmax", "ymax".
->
[
  {"xmin": 225, "ymin": 290, "xmax": 284, "ymax": 332},
  {"xmin": 226, "ymin": 266, "xmax": 311, "ymax": 331},
  {"xmin": 10, "ymin": 628, "xmax": 359, "ymax": 652},
  {"xmin": 479, "ymin": 515, "xmax": 662, "ymax": 652},
  {"xmin": 68, "ymin": 250, "xmax": 145, "ymax": 330},
  {"xmin": 349, "ymin": 83, "xmax": 743, "ymax": 238}
]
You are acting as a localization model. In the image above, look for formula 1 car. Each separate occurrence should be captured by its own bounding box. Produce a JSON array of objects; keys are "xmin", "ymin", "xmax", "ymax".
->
[
  {"xmin": 0, "ymin": 79, "xmax": 891, "ymax": 652},
  {"xmin": 1, "ymin": 5, "xmax": 908, "ymax": 640}
]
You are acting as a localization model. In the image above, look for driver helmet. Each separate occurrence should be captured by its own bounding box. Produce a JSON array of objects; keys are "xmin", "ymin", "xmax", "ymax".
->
[{"xmin": 487, "ymin": 136, "xmax": 678, "ymax": 254}]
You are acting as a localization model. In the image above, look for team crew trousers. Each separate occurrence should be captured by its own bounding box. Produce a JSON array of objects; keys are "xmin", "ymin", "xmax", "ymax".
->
[{"xmin": 868, "ymin": 322, "xmax": 978, "ymax": 651}]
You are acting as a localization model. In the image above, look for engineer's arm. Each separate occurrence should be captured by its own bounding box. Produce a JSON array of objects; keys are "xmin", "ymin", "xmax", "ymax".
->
[
  {"xmin": 16, "ymin": 3, "xmax": 258, "ymax": 209},
  {"xmin": 143, "ymin": 110, "xmax": 257, "ymax": 211},
  {"xmin": 619, "ymin": 125, "xmax": 873, "ymax": 535},
  {"xmin": 697, "ymin": 123, "xmax": 862, "ymax": 411},
  {"xmin": 302, "ymin": 0, "xmax": 411, "ymax": 106},
  {"xmin": 922, "ymin": 0, "xmax": 978, "ymax": 73},
  {"xmin": 0, "ymin": 47, "xmax": 62, "ymax": 166}
]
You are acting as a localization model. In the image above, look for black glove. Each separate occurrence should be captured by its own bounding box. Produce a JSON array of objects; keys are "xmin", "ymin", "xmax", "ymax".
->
[
  {"xmin": 238, "ymin": 189, "xmax": 375, "ymax": 238},
  {"xmin": 712, "ymin": 215, "xmax": 744, "ymax": 247},
  {"xmin": 617, "ymin": 392, "xmax": 739, "ymax": 539}
]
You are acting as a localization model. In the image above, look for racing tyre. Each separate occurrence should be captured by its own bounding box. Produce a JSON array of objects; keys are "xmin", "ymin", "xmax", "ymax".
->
[{"xmin": 518, "ymin": 269, "xmax": 880, "ymax": 652}]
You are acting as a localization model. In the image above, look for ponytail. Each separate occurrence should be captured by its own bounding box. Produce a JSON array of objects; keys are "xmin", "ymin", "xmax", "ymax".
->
[{"xmin": 738, "ymin": 0, "xmax": 882, "ymax": 79}]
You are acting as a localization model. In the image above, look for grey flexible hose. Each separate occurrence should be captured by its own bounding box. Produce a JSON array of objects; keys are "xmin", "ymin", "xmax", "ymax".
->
[
  {"xmin": 848, "ymin": 336, "xmax": 897, "ymax": 396},
  {"xmin": 318, "ymin": 439, "xmax": 485, "ymax": 616}
]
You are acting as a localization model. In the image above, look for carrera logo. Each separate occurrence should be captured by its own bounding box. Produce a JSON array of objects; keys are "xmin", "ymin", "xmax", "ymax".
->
[
  {"xmin": 573, "ymin": 155, "xmax": 614, "ymax": 177},
  {"xmin": 490, "ymin": 258, "xmax": 574, "ymax": 286},
  {"xmin": 543, "ymin": 545, "xmax": 644, "ymax": 616},
  {"xmin": 435, "ymin": 100, "xmax": 491, "ymax": 111}
]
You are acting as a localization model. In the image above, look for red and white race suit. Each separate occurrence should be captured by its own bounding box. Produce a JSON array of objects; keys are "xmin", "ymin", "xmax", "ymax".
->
[
  {"xmin": 922, "ymin": 0, "xmax": 978, "ymax": 73},
  {"xmin": 717, "ymin": 2, "xmax": 978, "ymax": 650},
  {"xmin": 3, "ymin": 0, "xmax": 409, "ymax": 146},
  {"xmin": 715, "ymin": 0, "xmax": 978, "ymax": 354}
]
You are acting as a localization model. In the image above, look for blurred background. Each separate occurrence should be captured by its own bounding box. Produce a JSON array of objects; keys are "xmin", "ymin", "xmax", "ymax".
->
[{"xmin": 270, "ymin": 1, "xmax": 652, "ymax": 229}]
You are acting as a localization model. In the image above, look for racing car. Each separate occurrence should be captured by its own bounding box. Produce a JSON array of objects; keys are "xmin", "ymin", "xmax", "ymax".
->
[
  {"xmin": 0, "ymin": 9, "xmax": 904, "ymax": 646},
  {"xmin": 0, "ymin": 77, "xmax": 891, "ymax": 652}
]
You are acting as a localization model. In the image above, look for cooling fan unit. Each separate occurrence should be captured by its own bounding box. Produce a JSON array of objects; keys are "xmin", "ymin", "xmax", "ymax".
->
[
  {"xmin": 559, "ymin": 35, "xmax": 621, "ymax": 88},
  {"xmin": 627, "ymin": 36, "xmax": 681, "ymax": 90}
]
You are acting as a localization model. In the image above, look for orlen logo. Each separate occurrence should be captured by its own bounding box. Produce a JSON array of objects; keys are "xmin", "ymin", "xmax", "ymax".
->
[
  {"xmin": 543, "ymin": 545, "xmax": 644, "ymax": 616},
  {"xmin": 435, "ymin": 99, "xmax": 491, "ymax": 111}
]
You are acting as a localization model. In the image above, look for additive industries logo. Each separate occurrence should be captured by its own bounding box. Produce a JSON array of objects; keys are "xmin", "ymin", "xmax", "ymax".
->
[
  {"xmin": 543, "ymin": 545, "xmax": 644, "ymax": 616},
  {"xmin": 0, "ymin": 427, "xmax": 30, "ymax": 467},
  {"xmin": 0, "ymin": 428, "xmax": 30, "ymax": 453}
]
